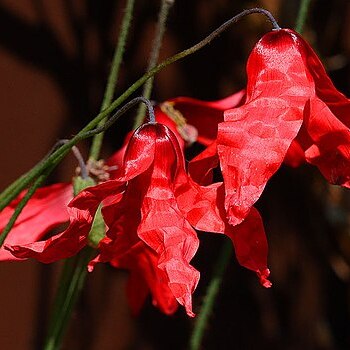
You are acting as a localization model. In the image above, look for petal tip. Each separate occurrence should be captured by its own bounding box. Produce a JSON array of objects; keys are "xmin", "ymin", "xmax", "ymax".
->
[{"xmin": 257, "ymin": 268, "xmax": 272, "ymax": 288}]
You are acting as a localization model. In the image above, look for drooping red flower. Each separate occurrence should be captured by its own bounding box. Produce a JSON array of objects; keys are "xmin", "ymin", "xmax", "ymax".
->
[
  {"xmin": 190, "ymin": 28, "xmax": 350, "ymax": 232},
  {"xmin": 7, "ymin": 123, "xmax": 201, "ymax": 316},
  {"xmin": 217, "ymin": 29, "xmax": 315, "ymax": 226}
]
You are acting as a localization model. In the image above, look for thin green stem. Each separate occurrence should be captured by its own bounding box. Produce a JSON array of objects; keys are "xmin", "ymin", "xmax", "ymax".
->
[
  {"xmin": 43, "ymin": 247, "xmax": 95, "ymax": 350},
  {"xmin": 0, "ymin": 8, "xmax": 279, "ymax": 211},
  {"xmin": 134, "ymin": 0, "xmax": 174, "ymax": 128},
  {"xmin": 89, "ymin": 0, "xmax": 136, "ymax": 160},
  {"xmin": 190, "ymin": 241, "xmax": 232, "ymax": 350},
  {"xmin": 295, "ymin": 0, "xmax": 312, "ymax": 33}
]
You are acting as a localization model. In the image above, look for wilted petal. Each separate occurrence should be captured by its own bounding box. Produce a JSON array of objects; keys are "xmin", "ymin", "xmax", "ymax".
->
[
  {"xmin": 5, "ymin": 184, "xmax": 110, "ymax": 262},
  {"xmin": 303, "ymin": 98, "xmax": 350, "ymax": 187},
  {"xmin": 225, "ymin": 207, "xmax": 271, "ymax": 287},
  {"xmin": 110, "ymin": 242, "xmax": 178, "ymax": 316},
  {"xmin": 137, "ymin": 124, "xmax": 200, "ymax": 317}
]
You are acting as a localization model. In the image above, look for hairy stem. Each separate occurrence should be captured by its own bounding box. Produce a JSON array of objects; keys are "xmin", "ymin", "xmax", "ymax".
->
[
  {"xmin": 295, "ymin": 0, "xmax": 312, "ymax": 33},
  {"xmin": 89, "ymin": 0, "xmax": 136, "ymax": 160},
  {"xmin": 134, "ymin": 0, "xmax": 174, "ymax": 128}
]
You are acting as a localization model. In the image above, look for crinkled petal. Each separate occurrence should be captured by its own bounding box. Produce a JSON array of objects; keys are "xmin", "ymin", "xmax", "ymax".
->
[
  {"xmin": 137, "ymin": 124, "xmax": 200, "ymax": 317},
  {"xmin": 217, "ymin": 29, "xmax": 314, "ymax": 225},
  {"xmin": 287, "ymin": 28, "xmax": 350, "ymax": 127},
  {"xmin": 110, "ymin": 242, "xmax": 178, "ymax": 316},
  {"xmin": 303, "ymin": 97, "xmax": 350, "ymax": 187},
  {"xmin": 0, "ymin": 183, "xmax": 72, "ymax": 261},
  {"xmin": 5, "ymin": 187, "xmax": 102, "ymax": 262},
  {"xmin": 170, "ymin": 125, "xmax": 271, "ymax": 286},
  {"xmin": 225, "ymin": 207, "xmax": 271, "ymax": 287}
]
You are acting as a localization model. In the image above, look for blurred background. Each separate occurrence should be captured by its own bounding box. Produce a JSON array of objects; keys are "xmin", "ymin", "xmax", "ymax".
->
[{"xmin": 0, "ymin": 0, "xmax": 350, "ymax": 349}]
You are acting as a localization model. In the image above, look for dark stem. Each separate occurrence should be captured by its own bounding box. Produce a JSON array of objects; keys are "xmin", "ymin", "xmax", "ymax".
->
[{"xmin": 81, "ymin": 97, "xmax": 156, "ymax": 139}]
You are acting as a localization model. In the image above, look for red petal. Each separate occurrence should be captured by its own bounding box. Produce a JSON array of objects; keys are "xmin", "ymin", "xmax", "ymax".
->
[
  {"xmin": 217, "ymin": 30, "xmax": 313, "ymax": 225},
  {"xmin": 188, "ymin": 141, "xmax": 219, "ymax": 185},
  {"xmin": 137, "ymin": 124, "xmax": 200, "ymax": 317},
  {"xmin": 90, "ymin": 179, "xmax": 179, "ymax": 315},
  {"xmin": 168, "ymin": 91, "xmax": 245, "ymax": 146},
  {"xmin": 303, "ymin": 97, "xmax": 350, "ymax": 187},
  {"xmin": 5, "ymin": 185, "xmax": 108, "ymax": 262},
  {"xmin": 225, "ymin": 207, "xmax": 271, "ymax": 287},
  {"xmin": 113, "ymin": 243, "xmax": 178, "ymax": 316},
  {"xmin": 0, "ymin": 183, "xmax": 72, "ymax": 261},
  {"xmin": 284, "ymin": 139, "xmax": 306, "ymax": 167},
  {"xmin": 287, "ymin": 29, "xmax": 350, "ymax": 127}
]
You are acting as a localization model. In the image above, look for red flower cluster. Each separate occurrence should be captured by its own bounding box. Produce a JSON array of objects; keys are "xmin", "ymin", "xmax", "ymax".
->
[{"xmin": 2, "ymin": 28, "xmax": 349, "ymax": 317}]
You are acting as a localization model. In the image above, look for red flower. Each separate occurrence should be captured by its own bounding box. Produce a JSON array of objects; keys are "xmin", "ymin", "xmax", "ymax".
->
[
  {"xmin": 7, "ymin": 123, "xmax": 201, "ymax": 316},
  {"xmin": 193, "ymin": 29, "xmax": 350, "ymax": 229},
  {"xmin": 217, "ymin": 29, "xmax": 315, "ymax": 226}
]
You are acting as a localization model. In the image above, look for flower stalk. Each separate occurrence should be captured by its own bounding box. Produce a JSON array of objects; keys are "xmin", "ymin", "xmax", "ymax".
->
[
  {"xmin": 134, "ymin": 0, "xmax": 175, "ymax": 128},
  {"xmin": 190, "ymin": 241, "xmax": 232, "ymax": 350},
  {"xmin": 43, "ymin": 247, "xmax": 95, "ymax": 350},
  {"xmin": 89, "ymin": 0, "xmax": 136, "ymax": 160},
  {"xmin": 295, "ymin": 0, "xmax": 312, "ymax": 33}
]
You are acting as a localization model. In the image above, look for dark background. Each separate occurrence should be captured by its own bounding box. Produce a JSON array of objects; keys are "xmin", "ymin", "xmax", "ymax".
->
[{"xmin": 0, "ymin": 0, "xmax": 350, "ymax": 349}]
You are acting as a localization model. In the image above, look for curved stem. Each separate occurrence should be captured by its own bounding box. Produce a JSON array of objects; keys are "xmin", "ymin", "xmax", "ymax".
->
[
  {"xmin": 89, "ymin": 0, "xmax": 136, "ymax": 160},
  {"xmin": 295, "ymin": 0, "xmax": 312, "ymax": 33},
  {"xmin": 81, "ymin": 97, "xmax": 155, "ymax": 139},
  {"xmin": 0, "ymin": 7, "xmax": 279, "ymax": 211},
  {"xmin": 190, "ymin": 241, "xmax": 232, "ymax": 350},
  {"xmin": 134, "ymin": 0, "xmax": 174, "ymax": 128}
]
